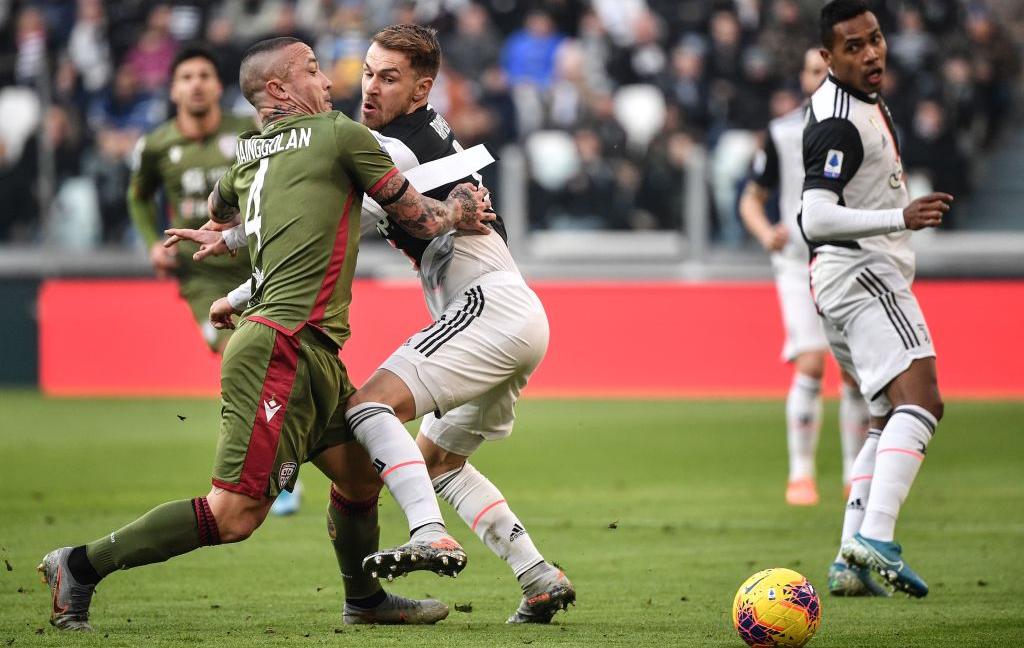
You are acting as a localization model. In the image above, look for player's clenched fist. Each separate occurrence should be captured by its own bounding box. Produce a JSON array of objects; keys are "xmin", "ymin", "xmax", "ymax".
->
[
  {"xmin": 209, "ymin": 297, "xmax": 238, "ymax": 330},
  {"xmin": 902, "ymin": 193, "xmax": 953, "ymax": 230}
]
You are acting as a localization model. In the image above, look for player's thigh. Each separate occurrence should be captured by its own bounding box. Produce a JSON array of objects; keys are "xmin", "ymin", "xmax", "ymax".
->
[
  {"xmin": 381, "ymin": 282, "xmax": 549, "ymax": 418},
  {"xmin": 214, "ymin": 322, "xmax": 341, "ymax": 499},
  {"xmin": 841, "ymin": 267, "xmax": 935, "ymax": 414},
  {"xmin": 303, "ymin": 329, "xmax": 359, "ymax": 466},
  {"xmin": 774, "ymin": 259, "xmax": 829, "ymax": 362},
  {"xmin": 419, "ymin": 367, "xmax": 532, "ymax": 457}
]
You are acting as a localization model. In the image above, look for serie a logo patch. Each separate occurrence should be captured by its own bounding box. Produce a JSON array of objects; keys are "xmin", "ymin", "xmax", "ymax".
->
[{"xmin": 824, "ymin": 149, "xmax": 844, "ymax": 179}]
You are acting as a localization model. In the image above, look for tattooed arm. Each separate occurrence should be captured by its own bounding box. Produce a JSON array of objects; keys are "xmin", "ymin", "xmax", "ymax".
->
[{"xmin": 369, "ymin": 173, "xmax": 493, "ymax": 240}]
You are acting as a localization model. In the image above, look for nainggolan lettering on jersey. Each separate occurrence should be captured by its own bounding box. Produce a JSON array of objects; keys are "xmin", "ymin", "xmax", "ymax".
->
[{"xmin": 235, "ymin": 127, "xmax": 312, "ymax": 164}]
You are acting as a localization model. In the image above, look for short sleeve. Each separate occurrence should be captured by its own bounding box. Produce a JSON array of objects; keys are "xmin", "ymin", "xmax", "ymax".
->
[
  {"xmin": 802, "ymin": 118, "xmax": 864, "ymax": 197},
  {"xmin": 216, "ymin": 163, "xmax": 239, "ymax": 207},
  {"xmin": 750, "ymin": 130, "xmax": 780, "ymax": 190},
  {"xmin": 334, "ymin": 114, "xmax": 398, "ymax": 193}
]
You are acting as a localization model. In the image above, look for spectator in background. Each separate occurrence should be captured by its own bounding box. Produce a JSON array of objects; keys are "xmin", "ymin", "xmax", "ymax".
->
[
  {"xmin": 732, "ymin": 46, "xmax": 775, "ymax": 130},
  {"xmin": 580, "ymin": 91, "xmax": 628, "ymax": 157},
  {"xmin": 558, "ymin": 127, "xmax": 618, "ymax": 229},
  {"xmin": 478, "ymin": 65, "xmax": 518, "ymax": 148},
  {"xmin": 889, "ymin": 7, "xmax": 937, "ymax": 76},
  {"xmin": 124, "ymin": 4, "xmax": 177, "ymax": 93},
  {"xmin": 964, "ymin": 5, "xmax": 1020, "ymax": 148},
  {"xmin": 660, "ymin": 37, "xmax": 710, "ymax": 134},
  {"xmin": 205, "ymin": 16, "xmax": 245, "ymax": 107},
  {"xmin": 442, "ymin": 3, "xmax": 501, "ymax": 81},
  {"xmin": 590, "ymin": 0, "xmax": 646, "ymax": 48},
  {"xmin": 606, "ymin": 9, "xmax": 669, "ymax": 86},
  {"xmin": 501, "ymin": 9, "xmax": 564, "ymax": 90},
  {"xmin": 67, "ymin": 0, "xmax": 111, "ymax": 101},
  {"xmin": 938, "ymin": 54, "xmax": 975, "ymax": 134},
  {"xmin": 15, "ymin": 6, "xmax": 51, "ymax": 87},
  {"xmin": 635, "ymin": 117, "xmax": 694, "ymax": 230},
  {"xmin": 215, "ymin": 0, "xmax": 289, "ymax": 44},
  {"xmin": 85, "ymin": 64, "xmax": 163, "ymax": 242},
  {"xmin": 705, "ymin": 7, "xmax": 745, "ymax": 120},
  {"xmin": 316, "ymin": 4, "xmax": 368, "ymax": 118},
  {"xmin": 575, "ymin": 9, "xmax": 613, "ymax": 93},
  {"xmin": 705, "ymin": 8, "xmax": 759, "ymax": 245},
  {"xmin": 758, "ymin": 0, "xmax": 813, "ymax": 82},
  {"xmin": 903, "ymin": 99, "xmax": 969, "ymax": 229},
  {"xmin": 547, "ymin": 39, "xmax": 597, "ymax": 131}
]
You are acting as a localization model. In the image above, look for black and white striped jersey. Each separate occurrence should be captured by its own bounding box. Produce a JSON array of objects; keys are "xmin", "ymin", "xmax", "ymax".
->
[
  {"xmin": 750, "ymin": 105, "xmax": 807, "ymax": 262},
  {"xmin": 799, "ymin": 74, "xmax": 913, "ymax": 275},
  {"xmin": 364, "ymin": 105, "xmax": 517, "ymax": 319}
]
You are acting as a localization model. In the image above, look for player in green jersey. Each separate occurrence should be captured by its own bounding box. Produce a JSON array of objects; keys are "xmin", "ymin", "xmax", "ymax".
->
[
  {"xmin": 128, "ymin": 44, "xmax": 255, "ymax": 354},
  {"xmin": 39, "ymin": 37, "xmax": 493, "ymax": 631},
  {"xmin": 129, "ymin": 44, "xmax": 302, "ymax": 517}
]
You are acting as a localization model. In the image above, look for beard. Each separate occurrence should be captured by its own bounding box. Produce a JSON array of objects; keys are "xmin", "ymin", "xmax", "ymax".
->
[{"xmin": 183, "ymin": 103, "xmax": 212, "ymax": 118}]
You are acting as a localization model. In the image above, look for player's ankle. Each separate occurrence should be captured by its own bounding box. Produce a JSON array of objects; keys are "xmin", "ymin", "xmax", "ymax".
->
[
  {"xmin": 409, "ymin": 521, "xmax": 447, "ymax": 540},
  {"xmin": 517, "ymin": 560, "xmax": 552, "ymax": 589}
]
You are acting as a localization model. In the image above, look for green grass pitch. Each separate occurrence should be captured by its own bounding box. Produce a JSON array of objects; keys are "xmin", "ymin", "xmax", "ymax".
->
[{"xmin": 1, "ymin": 391, "xmax": 1022, "ymax": 647}]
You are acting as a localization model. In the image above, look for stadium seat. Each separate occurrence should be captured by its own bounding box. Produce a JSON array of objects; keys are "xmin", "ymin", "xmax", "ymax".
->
[
  {"xmin": 613, "ymin": 84, "xmax": 666, "ymax": 152},
  {"xmin": 524, "ymin": 130, "xmax": 579, "ymax": 191}
]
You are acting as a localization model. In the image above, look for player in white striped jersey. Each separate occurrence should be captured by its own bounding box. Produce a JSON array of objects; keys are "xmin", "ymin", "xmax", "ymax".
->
[
  {"xmin": 191, "ymin": 28, "xmax": 569, "ymax": 622},
  {"xmin": 334, "ymin": 25, "xmax": 573, "ymax": 623},
  {"xmin": 740, "ymin": 48, "xmax": 869, "ymax": 509},
  {"xmin": 801, "ymin": 1, "xmax": 952, "ymax": 598}
]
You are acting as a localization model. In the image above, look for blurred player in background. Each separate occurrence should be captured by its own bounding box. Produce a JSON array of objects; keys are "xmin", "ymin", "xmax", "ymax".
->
[
  {"xmin": 128, "ymin": 44, "xmax": 254, "ymax": 354},
  {"xmin": 38, "ymin": 36, "xmax": 493, "ymax": 631},
  {"xmin": 802, "ymin": 0, "xmax": 951, "ymax": 598},
  {"xmin": 740, "ymin": 48, "xmax": 870, "ymax": 508},
  {"xmin": 127, "ymin": 44, "xmax": 301, "ymax": 516},
  {"xmin": 211, "ymin": 24, "xmax": 574, "ymax": 625}
]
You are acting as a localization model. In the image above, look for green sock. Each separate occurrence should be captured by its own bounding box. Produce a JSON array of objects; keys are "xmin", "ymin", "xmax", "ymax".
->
[
  {"xmin": 328, "ymin": 487, "xmax": 382, "ymax": 601},
  {"xmin": 85, "ymin": 498, "xmax": 213, "ymax": 578}
]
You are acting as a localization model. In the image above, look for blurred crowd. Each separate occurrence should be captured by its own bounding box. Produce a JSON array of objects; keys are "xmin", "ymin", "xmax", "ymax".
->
[{"xmin": 0, "ymin": 0, "xmax": 1021, "ymax": 246}]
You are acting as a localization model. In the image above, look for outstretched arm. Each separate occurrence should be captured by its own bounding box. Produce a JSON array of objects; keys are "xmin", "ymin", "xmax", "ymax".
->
[{"xmin": 163, "ymin": 220, "xmax": 246, "ymax": 261}]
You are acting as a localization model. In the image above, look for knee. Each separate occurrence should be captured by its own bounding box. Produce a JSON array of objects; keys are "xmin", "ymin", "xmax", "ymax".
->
[
  {"xmin": 206, "ymin": 490, "xmax": 269, "ymax": 543},
  {"xmin": 423, "ymin": 451, "xmax": 466, "ymax": 480},
  {"xmin": 794, "ymin": 352, "xmax": 825, "ymax": 380},
  {"xmin": 345, "ymin": 388, "xmax": 371, "ymax": 410},
  {"xmin": 916, "ymin": 386, "xmax": 944, "ymax": 423},
  {"xmin": 215, "ymin": 510, "xmax": 263, "ymax": 543}
]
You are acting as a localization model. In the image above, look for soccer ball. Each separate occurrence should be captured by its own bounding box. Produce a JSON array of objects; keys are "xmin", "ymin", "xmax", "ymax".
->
[{"xmin": 732, "ymin": 567, "xmax": 821, "ymax": 648}]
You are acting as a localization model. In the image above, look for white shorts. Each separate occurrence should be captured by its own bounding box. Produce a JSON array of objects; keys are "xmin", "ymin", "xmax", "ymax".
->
[
  {"xmin": 380, "ymin": 272, "xmax": 549, "ymax": 456},
  {"xmin": 811, "ymin": 253, "xmax": 935, "ymax": 417},
  {"xmin": 773, "ymin": 255, "xmax": 829, "ymax": 362}
]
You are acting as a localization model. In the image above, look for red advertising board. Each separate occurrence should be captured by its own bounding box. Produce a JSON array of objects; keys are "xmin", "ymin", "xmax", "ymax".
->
[{"xmin": 38, "ymin": 279, "xmax": 1023, "ymax": 398}]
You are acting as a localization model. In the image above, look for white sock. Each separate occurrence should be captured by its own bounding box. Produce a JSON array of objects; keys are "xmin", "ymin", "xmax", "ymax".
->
[
  {"xmin": 835, "ymin": 428, "xmax": 880, "ymax": 563},
  {"xmin": 786, "ymin": 373, "xmax": 822, "ymax": 481},
  {"xmin": 838, "ymin": 382, "xmax": 870, "ymax": 485},
  {"xmin": 432, "ymin": 463, "xmax": 544, "ymax": 578},
  {"xmin": 859, "ymin": 405, "xmax": 936, "ymax": 542},
  {"xmin": 346, "ymin": 402, "xmax": 444, "ymax": 533}
]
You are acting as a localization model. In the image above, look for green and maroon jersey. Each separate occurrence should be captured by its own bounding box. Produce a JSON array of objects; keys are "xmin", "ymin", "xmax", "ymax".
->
[
  {"xmin": 129, "ymin": 113, "xmax": 255, "ymax": 274},
  {"xmin": 218, "ymin": 111, "xmax": 397, "ymax": 348}
]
